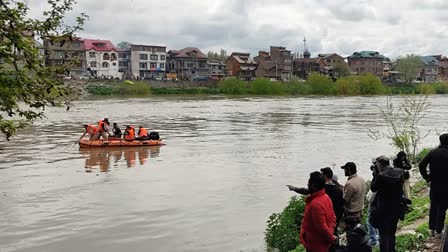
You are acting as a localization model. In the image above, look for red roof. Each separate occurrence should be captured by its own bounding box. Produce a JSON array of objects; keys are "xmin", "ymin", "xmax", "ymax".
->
[{"xmin": 83, "ymin": 39, "xmax": 118, "ymax": 52}]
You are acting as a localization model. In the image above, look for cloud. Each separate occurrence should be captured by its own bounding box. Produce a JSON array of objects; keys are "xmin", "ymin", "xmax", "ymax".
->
[{"xmin": 25, "ymin": 0, "xmax": 448, "ymax": 58}]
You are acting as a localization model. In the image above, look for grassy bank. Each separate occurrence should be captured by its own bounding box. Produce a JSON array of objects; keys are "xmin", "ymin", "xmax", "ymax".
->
[
  {"xmin": 85, "ymin": 74, "xmax": 448, "ymax": 96},
  {"xmin": 266, "ymin": 176, "xmax": 440, "ymax": 252}
]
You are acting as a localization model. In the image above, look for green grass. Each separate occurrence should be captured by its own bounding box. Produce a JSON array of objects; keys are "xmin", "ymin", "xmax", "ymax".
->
[
  {"xmin": 151, "ymin": 87, "xmax": 221, "ymax": 95},
  {"xmin": 401, "ymin": 196, "xmax": 430, "ymax": 226},
  {"xmin": 411, "ymin": 179, "xmax": 428, "ymax": 196},
  {"xmin": 86, "ymin": 81, "xmax": 151, "ymax": 95}
]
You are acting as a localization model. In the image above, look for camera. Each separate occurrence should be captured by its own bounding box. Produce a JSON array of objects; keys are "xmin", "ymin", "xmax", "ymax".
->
[{"xmin": 370, "ymin": 162, "xmax": 379, "ymax": 173}]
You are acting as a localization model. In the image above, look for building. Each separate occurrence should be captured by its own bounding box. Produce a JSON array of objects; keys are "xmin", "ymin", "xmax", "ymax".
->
[
  {"xmin": 208, "ymin": 60, "xmax": 225, "ymax": 80},
  {"xmin": 347, "ymin": 51, "xmax": 387, "ymax": 77},
  {"xmin": 419, "ymin": 55, "xmax": 439, "ymax": 83},
  {"xmin": 437, "ymin": 57, "xmax": 448, "ymax": 81},
  {"xmin": 254, "ymin": 46, "xmax": 293, "ymax": 80},
  {"xmin": 131, "ymin": 44, "xmax": 167, "ymax": 79},
  {"xmin": 225, "ymin": 52, "xmax": 257, "ymax": 80},
  {"xmin": 118, "ymin": 49, "xmax": 132, "ymax": 79},
  {"xmin": 43, "ymin": 37, "xmax": 86, "ymax": 77},
  {"xmin": 316, "ymin": 53, "xmax": 346, "ymax": 75},
  {"xmin": 84, "ymin": 39, "xmax": 120, "ymax": 79},
  {"xmin": 166, "ymin": 47, "xmax": 208, "ymax": 80},
  {"xmin": 293, "ymin": 57, "xmax": 320, "ymax": 79}
]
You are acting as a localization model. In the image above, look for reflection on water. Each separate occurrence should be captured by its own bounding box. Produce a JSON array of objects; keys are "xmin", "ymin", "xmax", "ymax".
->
[{"xmin": 80, "ymin": 146, "xmax": 162, "ymax": 172}]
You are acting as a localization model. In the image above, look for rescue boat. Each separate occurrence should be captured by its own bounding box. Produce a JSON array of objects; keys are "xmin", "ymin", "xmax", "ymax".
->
[{"xmin": 79, "ymin": 138, "xmax": 165, "ymax": 148}]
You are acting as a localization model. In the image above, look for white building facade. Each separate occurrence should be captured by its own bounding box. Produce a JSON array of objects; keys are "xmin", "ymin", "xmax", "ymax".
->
[
  {"xmin": 84, "ymin": 39, "xmax": 121, "ymax": 79},
  {"xmin": 130, "ymin": 44, "xmax": 167, "ymax": 79}
]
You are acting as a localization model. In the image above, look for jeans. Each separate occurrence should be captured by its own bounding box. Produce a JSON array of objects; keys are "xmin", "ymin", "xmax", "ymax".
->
[
  {"xmin": 378, "ymin": 218, "xmax": 399, "ymax": 252},
  {"xmin": 429, "ymin": 188, "xmax": 448, "ymax": 233},
  {"xmin": 367, "ymin": 211, "xmax": 378, "ymax": 245}
]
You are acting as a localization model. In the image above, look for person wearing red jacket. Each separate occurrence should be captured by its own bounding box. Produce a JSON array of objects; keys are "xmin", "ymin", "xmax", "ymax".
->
[{"xmin": 300, "ymin": 171, "xmax": 337, "ymax": 252}]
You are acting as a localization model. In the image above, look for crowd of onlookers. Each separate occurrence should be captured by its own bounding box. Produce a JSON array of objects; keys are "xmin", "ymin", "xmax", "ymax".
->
[{"xmin": 288, "ymin": 133, "xmax": 448, "ymax": 252}]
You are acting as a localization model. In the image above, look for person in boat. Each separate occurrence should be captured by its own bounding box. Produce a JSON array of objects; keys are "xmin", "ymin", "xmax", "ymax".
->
[
  {"xmin": 96, "ymin": 118, "xmax": 110, "ymax": 141},
  {"xmin": 124, "ymin": 125, "xmax": 135, "ymax": 141},
  {"xmin": 136, "ymin": 126, "xmax": 150, "ymax": 141},
  {"xmin": 80, "ymin": 124, "xmax": 99, "ymax": 140},
  {"xmin": 111, "ymin": 123, "xmax": 122, "ymax": 138}
]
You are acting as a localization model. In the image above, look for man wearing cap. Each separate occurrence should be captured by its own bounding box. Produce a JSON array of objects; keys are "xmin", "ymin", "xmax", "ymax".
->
[
  {"xmin": 341, "ymin": 162, "xmax": 366, "ymax": 233},
  {"xmin": 370, "ymin": 156, "xmax": 404, "ymax": 252},
  {"xmin": 419, "ymin": 133, "xmax": 448, "ymax": 238}
]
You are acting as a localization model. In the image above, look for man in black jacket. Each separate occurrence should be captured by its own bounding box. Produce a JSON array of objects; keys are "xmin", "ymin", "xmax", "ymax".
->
[
  {"xmin": 370, "ymin": 156, "xmax": 404, "ymax": 252},
  {"xmin": 419, "ymin": 133, "xmax": 448, "ymax": 238},
  {"xmin": 287, "ymin": 167, "xmax": 344, "ymax": 226}
]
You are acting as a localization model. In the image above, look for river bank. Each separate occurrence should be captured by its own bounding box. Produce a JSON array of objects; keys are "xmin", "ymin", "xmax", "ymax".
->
[
  {"xmin": 78, "ymin": 75, "xmax": 448, "ymax": 97},
  {"xmin": 267, "ymin": 172, "xmax": 446, "ymax": 252}
]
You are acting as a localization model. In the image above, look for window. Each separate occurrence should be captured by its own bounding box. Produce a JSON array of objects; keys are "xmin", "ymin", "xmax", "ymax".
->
[
  {"xmin": 160, "ymin": 55, "xmax": 166, "ymax": 60},
  {"xmin": 160, "ymin": 63, "xmax": 165, "ymax": 69},
  {"xmin": 90, "ymin": 61, "xmax": 97, "ymax": 67},
  {"xmin": 111, "ymin": 53, "xmax": 117, "ymax": 61},
  {"xmin": 89, "ymin": 52, "xmax": 96, "ymax": 58},
  {"xmin": 54, "ymin": 51, "xmax": 64, "ymax": 58},
  {"xmin": 150, "ymin": 54, "xmax": 158, "ymax": 60},
  {"xmin": 103, "ymin": 53, "xmax": 110, "ymax": 61},
  {"xmin": 112, "ymin": 62, "xmax": 117, "ymax": 66},
  {"xmin": 150, "ymin": 63, "xmax": 157, "ymax": 69},
  {"xmin": 199, "ymin": 62, "xmax": 206, "ymax": 68},
  {"xmin": 72, "ymin": 42, "xmax": 81, "ymax": 48},
  {"xmin": 102, "ymin": 62, "xmax": 109, "ymax": 68},
  {"xmin": 139, "ymin": 63, "xmax": 147, "ymax": 69},
  {"xmin": 139, "ymin": 54, "xmax": 148, "ymax": 60}
]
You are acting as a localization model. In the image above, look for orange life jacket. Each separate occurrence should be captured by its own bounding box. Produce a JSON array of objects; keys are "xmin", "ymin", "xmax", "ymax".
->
[
  {"xmin": 98, "ymin": 120, "xmax": 108, "ymax": 132},
  {"xmin": 125, "ymin": 127, "xmax": 135, "ymax": 141},
  {"xmin": 87, "ymin": 125, "xmax": 98, "ymax": 135},
  {"xmin": 138, "ymin": 127, "xmax": 148, "ymax": 137}
]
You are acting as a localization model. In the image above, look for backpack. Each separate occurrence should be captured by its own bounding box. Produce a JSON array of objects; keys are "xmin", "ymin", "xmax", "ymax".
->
[{"xmin": 149, "ymin": 131, "xmax": 160, "ymax": 140}]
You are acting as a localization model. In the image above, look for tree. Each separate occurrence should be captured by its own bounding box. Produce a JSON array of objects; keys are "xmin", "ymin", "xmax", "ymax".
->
[
  {"xmin": 0, "ymin": 0, "xmax": 87, "ymax": 140},
  {"xmin": 395, "ymin": 54, "xmax": 423, "ymax": 85},
  {"xmin": 117, "ymin": 41, "xmax": 130, "ymax": 49},
  {"xmin": 332, "ymin": 62, "xmax": 351, "ymax": 79},
  {"xmin": 207, "ymin": 49, "xmax": 228, "ymax": 61},
  {"xmin": 369, "ymin": 95, "xmax": 431, "ymax": 163}
]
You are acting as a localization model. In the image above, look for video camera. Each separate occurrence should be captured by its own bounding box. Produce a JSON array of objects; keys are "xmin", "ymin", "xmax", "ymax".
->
[{"xmin": 370, "ymin": 162, "xmax": 379, "ymax": 173}]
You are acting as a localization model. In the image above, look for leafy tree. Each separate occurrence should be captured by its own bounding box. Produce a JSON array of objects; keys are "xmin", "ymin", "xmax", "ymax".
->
[
  {"xmin": 396, "ymin": 54, "xmax": 424, "ymax": 85},
  {"xmin": 307, "ymin": 72, "xmax": 335, "ymax": 95},
  {"xmin": 207, "ymin": 49, "xmax": 227, "ymax": 61},
  {"xmin": 117, "ymin": 41, "xmax": 130, "ymax": 49},
  {"xmin": 332, "ymin": 61, "xmax": 351, "ymax": 78},
  {"xmin": 0, "ymin": 0, "xmax": 87, "ymax": 140}
]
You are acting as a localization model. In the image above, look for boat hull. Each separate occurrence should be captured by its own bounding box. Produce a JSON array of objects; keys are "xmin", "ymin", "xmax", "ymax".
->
[{"xmin": 79, "ymin": 138, "xmax": 165, "ymax": 148}]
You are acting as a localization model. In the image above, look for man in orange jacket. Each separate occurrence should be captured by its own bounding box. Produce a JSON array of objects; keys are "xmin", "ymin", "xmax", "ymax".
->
[
  {"xmin": 136, "ymin": 126, "xmax": 150, "ymax": 140},
  {"xmin": 97, "ymin": 118, "xmax": 110, "ymax": 141},
  {"xmin": 300, "ymin": 171, "xmax": 337, "ymax": 252},
  {"xmin": 80, "ymin": 124, "xmax": 98, "ymax": 140}
]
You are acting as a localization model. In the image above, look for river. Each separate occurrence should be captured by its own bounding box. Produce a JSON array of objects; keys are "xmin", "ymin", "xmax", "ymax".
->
[{"xmin": 0, "ymin": 95, "xmax": 446, "ymax": 252}]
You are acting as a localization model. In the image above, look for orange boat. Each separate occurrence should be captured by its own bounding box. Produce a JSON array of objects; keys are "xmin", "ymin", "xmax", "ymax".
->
[{"xmin": 79, "ymin": 138, "xmax": 165, "ymax": 148}]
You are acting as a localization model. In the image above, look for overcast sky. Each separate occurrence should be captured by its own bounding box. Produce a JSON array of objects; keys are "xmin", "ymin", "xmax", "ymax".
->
[{"xmin": 27, "ymin": 0, "xmax": 448, "ymax": 59}]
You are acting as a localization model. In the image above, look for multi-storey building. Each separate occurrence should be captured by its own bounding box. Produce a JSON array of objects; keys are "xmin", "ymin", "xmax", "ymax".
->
[
  {"xmin": 347, "ymin": 51, "xmax": 387, "ymax": 78},
  {"xmin": 254, "ymin": 46, "xmax": 293, "ymax": 80},
  {"xmin": 118, "ymin": 49, "xmax": 132, "ymax": 79},
  {"xmin": 166, "ymin": 47, "xmax": 208, "ymax": 80},
  {"xmin": 131, "ymin": 44, "xmax": 167, "ymax": 79},
  {"xmin": 208, "ymin": 60, "xmax": 225, "ymax": 80},
  {"xmin": 225, "ymin": 52, "xmax": 257, "ymax": 80},
  {"xmin": 84, "ymin": 39, "xmax": 120, "ymax": 78},
  {"xmin": 43, "ymin": 37, "xmax": 86, "ymax": 77}
]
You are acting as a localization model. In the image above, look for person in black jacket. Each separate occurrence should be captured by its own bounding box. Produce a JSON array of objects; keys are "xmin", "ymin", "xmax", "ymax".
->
[
  {"xmin": 393, "ymin": 151, "xmax": 412, "ymax": 199},
  {"xmin": 370, "ymin": 156, "xmax": 404, "ymax": 252},
  {"xmin": 111, "ymin": 123, "xmax": 122, "ymax": 138},
  {"xmin": 419, "ymin": 133, "xmax": 448, "ymax": 238},
  {"xmin": 287, "ymin": 167, "xmax": 344, "ymax": 227}
]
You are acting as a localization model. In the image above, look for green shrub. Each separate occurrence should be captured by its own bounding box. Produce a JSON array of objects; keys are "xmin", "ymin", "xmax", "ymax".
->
[
  {"xmin": 417, "ymin": 84, "xmax": 436, "ymax": 95},
  {"xmin": 265, "ymin": 196, "xmax": 306, "ymax": 252},
  {"xmin": 358, "ymin": 74, "xmax": 385, "ymax": 95},
  {"xmin": 85, "ymin": 81, "xmax": 151, "ymax": 95},
  {"xmin": 288, "ymin": 244, "xmax": 306, "ymax": 252},
  {"xmin": 306, "ymin": 72, "xmax": 335, "ymax": 95},
  {"xmin": 432, "ymin": 82, "xmax": 448, "ymax": 94},
  {"xmin": 249, "ymin": 78, "xmax": 287, "ymax": 95},
  {"xmin": 335, "ymin": 76, "xmax": 360, "ymax": 95},
  {"xmin": 218, "ymin": 77, "xmax": 248, "ymax": 94},
  {"xmin": 387, "ymin": 85, "xmax": 419, "ymax": 95},
  {"xmin": 285, "ymin": 80, "xmax": 311, "ymax": 95},
  {"xmin": 414, "ymin": 148, "xmax": 431, "ymax": 164}
]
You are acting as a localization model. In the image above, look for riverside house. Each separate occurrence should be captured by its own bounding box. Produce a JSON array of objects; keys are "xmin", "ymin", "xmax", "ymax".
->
[
  {"xmin": 347, "ymin": 51, "xmax": 387, "ymax": 78},
  {"xmin": 43, "ymin": 37, "xmax": 86, "ymax": 78},
  {"xmin": 84, "ymin": 39, "xmax": 120, "ymax": 79},
  {"xmin": 225, "ymin": 52, "xmax": 257, "ymax": 81},
  {"xmin": 166, "ymin": 47, "xmax": 208, "ymax": 80},
  {"xmin": 131, "ymin": 44, "xmax": 167, "ymax": 79}
]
